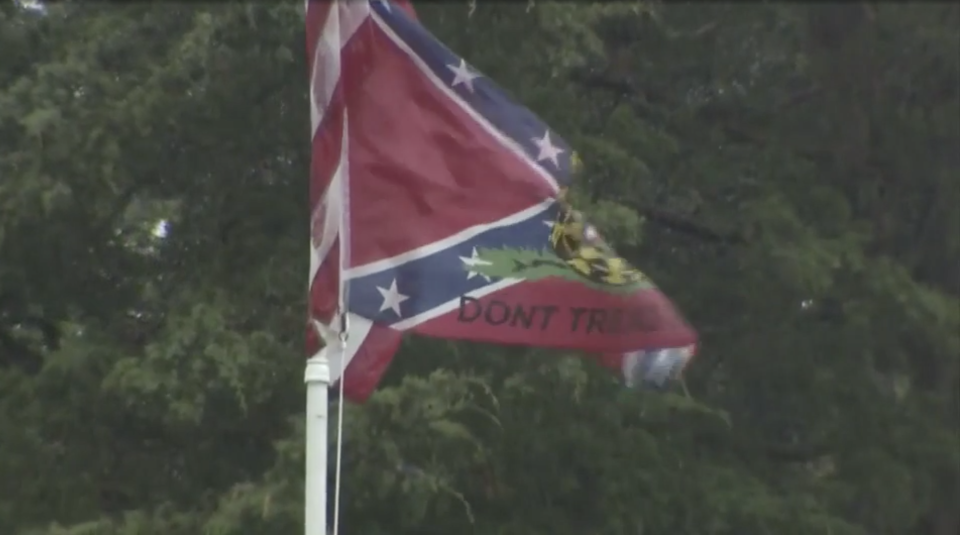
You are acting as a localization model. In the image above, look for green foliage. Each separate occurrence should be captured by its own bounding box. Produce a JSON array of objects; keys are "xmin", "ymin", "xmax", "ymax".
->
[
  {"xmin": 471, "ymin": 246, "xmax": 652, "ymax": 293},
  {"xmin": 1, "ymin": 2, "xmax": 957, "ymax": 535}
]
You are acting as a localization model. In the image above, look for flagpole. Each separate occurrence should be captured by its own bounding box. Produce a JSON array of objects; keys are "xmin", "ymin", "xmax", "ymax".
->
[
  {"xmin": 306, "ymin": 0, "xmax": 353, "ymax": 531},
  {"xmin": 304, "ymin": 349, "xmax": 331, "ymax": 535}
]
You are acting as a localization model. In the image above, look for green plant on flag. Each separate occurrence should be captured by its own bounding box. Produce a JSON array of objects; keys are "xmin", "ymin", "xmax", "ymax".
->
[{"xmin": 466, "ymin": 246, "xmax": 654, "ymax": 295}]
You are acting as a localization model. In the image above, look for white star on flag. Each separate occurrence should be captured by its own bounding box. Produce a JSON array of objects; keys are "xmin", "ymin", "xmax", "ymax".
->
[
  {"xmin": 446, "ymin": 59, "xmax": 480, "ymax": 92},
  {"xmin": 459, "ymin": 247, "xmax": 492, "ymax": 281},
  {"xmin": 376, "ymin": 278, "xmax": 409, "ymax": 316},
  {"xmin": 532, "ymin": 130, "xmax": 564, "ymax": 167},
  {"xmin": 542, "ymin": 220, "xmax": 555, "ymax": 229}
]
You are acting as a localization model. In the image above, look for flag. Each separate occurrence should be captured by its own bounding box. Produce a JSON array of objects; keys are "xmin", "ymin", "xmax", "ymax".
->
[{"xmin": 307, "ymin": 0, "xmax": 698, "ymax": 401}]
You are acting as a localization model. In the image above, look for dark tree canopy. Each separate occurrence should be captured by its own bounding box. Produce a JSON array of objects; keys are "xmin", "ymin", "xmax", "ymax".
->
[{"xmin": 1, "ymin": 2, "xmax": 957, "ymax": 534}]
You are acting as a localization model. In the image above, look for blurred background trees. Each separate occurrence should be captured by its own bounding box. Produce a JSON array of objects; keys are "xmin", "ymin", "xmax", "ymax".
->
[{"xmin": 1, "ymin": 2, "xmax": 957, "ymax": 534}]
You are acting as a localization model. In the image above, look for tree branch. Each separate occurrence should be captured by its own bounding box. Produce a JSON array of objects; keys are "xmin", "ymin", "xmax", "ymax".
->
[{"xmin": 637, "ymin": 205, "xmax": 745, "ymax": 245}]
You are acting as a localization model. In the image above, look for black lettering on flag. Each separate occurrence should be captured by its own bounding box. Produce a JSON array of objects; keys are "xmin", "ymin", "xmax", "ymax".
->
[
  {"xmin": 457, "ymin": 296, "xmax": 559, "ymax": 330},
  {"xmin": 567, "ymin": 305, "xmax": 664, "ymax": 334},
  {"xmin": 586, "ymin": 308, "xmax": 607, "ymax": 334},
  {"xmin": 510, "ymin": 303, "xmax": 535, "ymax": 329},
  {"xmin": 536, "ymin": 306, "xmax": 559, "ymax": 330},
  {"xmin": 484, "ymin": 300, "xmax": 511, "ymax": 326},
  {"xmin": 569, "ymin": 307, "xmax": 589, "ymax": 332},
  {"xmin": 458, "ymin": 296, "xmax": 483, "ymax": 322}
]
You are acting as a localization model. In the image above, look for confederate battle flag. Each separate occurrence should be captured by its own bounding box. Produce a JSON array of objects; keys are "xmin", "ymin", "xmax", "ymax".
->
[{"xmin": 307, "ymin": 0, "xmax": 698, "ymax": 401}]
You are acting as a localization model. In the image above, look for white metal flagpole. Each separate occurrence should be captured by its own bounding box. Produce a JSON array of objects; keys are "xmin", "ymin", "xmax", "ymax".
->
[
  {"xmin": 306, "ymin": 0, "xmax": 357, "ymax": 530},
  {"xmin": 304, "ymin": 0, "xmax": 333, "ymax": 525},
  {"xmin": 304, "ymin": 347, "xmax": 331, "ymax": 535},
  {"xmin": 305, "ymin": 0, "xmax": 336, "ymax": 525}
]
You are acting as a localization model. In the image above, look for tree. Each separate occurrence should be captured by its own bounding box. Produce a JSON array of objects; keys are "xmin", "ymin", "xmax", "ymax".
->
[{"xmin": 1, "ymin": 2, "xmax": 956, "ymax": 534}]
